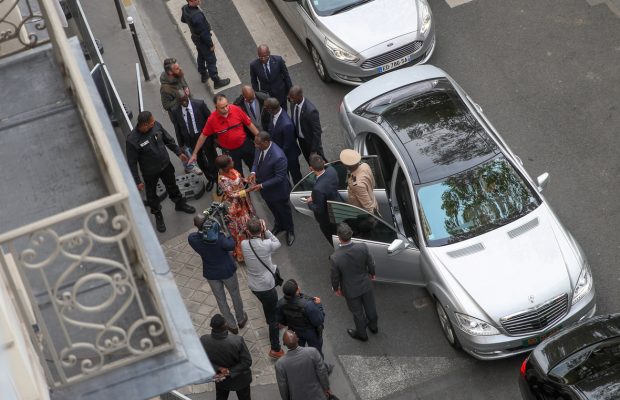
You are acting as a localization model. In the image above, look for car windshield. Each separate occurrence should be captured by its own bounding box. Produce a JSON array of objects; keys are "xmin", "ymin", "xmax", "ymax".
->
[
  {"xmin": 310, "ymin": 0, "xmax": 374, "ymax": 16},
  {"xmin": 416, "ymin": 157, "xmax": 540, "ymax": 246}
]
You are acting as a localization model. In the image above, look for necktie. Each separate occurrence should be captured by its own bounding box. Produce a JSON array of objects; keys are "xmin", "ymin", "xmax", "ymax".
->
[
  {"xmin": 248, "ymin": 101, "xmax": 256, "ymax": 120},
  {"xmin": 263, "ymin": 63, "xmax": 271, "ymax": 80},
  {"xmin": 186, "ymin": 108, "xmax": 196, "ymax": 137},
  {"xmin": 258, "ymin": 150, "xmax": 265, "ymax": 167}
]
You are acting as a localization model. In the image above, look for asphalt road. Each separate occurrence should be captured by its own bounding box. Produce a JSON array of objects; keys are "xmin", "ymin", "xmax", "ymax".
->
[{"xmin": 92, "ymin": 0, "xmax": 620, "ymax": 398}]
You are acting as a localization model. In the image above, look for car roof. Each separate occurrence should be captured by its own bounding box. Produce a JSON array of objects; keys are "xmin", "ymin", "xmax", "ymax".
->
[{"xmin": 533, "ymin": 314, "xmax": 620, "ymax": 374}]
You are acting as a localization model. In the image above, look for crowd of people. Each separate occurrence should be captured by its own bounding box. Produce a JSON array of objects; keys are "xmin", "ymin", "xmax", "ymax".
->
[{"xmin": 125, "ymin": 0, "xmax": 385, "ymax": 398}]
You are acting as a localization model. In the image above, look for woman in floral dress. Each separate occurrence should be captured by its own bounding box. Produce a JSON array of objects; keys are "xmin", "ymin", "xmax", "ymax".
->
[{"xmin": 215, "ymin": 155, "xmax": 256, "ymax": 262}]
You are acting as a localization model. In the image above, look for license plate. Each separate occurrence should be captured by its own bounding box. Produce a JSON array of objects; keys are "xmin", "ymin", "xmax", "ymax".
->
[
  {"xmin": 521, "ymin": 325, "xmax": 562, "ymax": 347},
  {"xmin": 377, "ymin": 55, "xmax": 411, "ymax": 73}
]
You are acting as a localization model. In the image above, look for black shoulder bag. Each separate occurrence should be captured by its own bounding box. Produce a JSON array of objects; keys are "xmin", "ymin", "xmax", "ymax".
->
[{"xmin": 248, "ymin": 238, "xmax": 284, "ymax": 287}]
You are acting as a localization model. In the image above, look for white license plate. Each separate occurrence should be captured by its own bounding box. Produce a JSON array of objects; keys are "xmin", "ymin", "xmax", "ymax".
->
[{"xmin": 377, "ymin": 55, "xmax": 411, "ymax": 73}]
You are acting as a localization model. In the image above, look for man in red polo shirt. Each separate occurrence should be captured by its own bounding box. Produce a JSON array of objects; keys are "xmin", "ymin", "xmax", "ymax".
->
[{"xmin": 190, "ymin": 94, "xmax": 259, "ymax": 175}]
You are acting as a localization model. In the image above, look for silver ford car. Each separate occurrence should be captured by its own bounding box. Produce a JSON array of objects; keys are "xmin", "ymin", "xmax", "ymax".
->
[
  {"xmin": 290, "ymin": 65, "xmax": 596, "ymax": 359},
  {"xmin": 272, "ymin": 0, "xmax": 435, "ymax": 85}
]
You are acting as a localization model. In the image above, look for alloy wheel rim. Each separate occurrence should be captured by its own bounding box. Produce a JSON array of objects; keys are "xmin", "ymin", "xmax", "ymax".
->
[
  {"xmin": 311, "ymin": 47, "xmax": 325, "ymax": 78},
  {"xmin": 436, "ymin": 302, "xmax": 455, "ymax": 344}
]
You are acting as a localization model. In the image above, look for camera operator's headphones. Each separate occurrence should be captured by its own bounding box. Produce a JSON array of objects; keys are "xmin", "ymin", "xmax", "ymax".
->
[{"xmin": 202, "ymin": 218, "xmax": 221, "ymax": 244}]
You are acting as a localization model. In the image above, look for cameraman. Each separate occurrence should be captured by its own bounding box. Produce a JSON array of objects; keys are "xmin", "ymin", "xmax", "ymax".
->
[
  {"xmin": 241, "ymin": 218, "xmax": 284, "ymax": 359},
  {"xmin": 188, "ymin": 214, "xmax": 248, "ymax": 335}
]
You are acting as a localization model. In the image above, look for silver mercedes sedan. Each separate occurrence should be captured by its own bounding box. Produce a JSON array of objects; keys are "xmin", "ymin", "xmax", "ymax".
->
[
  {"xmin": 271, "ymin": 0, "xmax": 435, "ymax": 85},
  {"xmin": 290, "ymin": 65, "xmax": 596, "ymax": 359}
]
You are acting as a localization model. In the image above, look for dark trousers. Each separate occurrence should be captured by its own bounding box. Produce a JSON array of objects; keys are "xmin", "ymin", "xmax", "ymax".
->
[
  {"xmin": 192, "ymin": 36, "xmax": 219, "ymax": 79},
  {"xmin": 143, "ymin": 162, "xmax": 183, "ymax": 214},
  {"xmin": 298, "ymin": 137, "xmax": 326, "ymax": 164},
  {"xmin": 215, "ymin": 385, "xmax": 251, "ymax": 400},
  {"xmin": 252, "ymin": 288, "xmax": 281, "ymax": 351},
  {"xmin": 223, "ymin": 139, "xmax": 255, "ymax": 177},
  {"xmin": 317, "ymin": 216, "xmax": 336, "ymax": 244},
  {"xmin": 287, "ymin": 155, "xmax": 303, "ymax": 185},
  {"xmin": 345, "ymin": 290, "xmax": 378, "ymax": 339},
  {"xmin": 295, "ymin": 327, "xmax": 323, "ymax": 357},
  {"xmin": 265, "ymin": 198, "xmax": 294, "ymax": 232}
]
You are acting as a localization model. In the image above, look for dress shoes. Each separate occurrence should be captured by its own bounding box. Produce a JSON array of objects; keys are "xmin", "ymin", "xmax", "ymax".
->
[
  {"xmin": 213, "ymin": 77, "xmax": 231, "ymax": 89},
  {"xmin": 200, "ymin": 72, "xmax": 208, "ymax": 83},
  {"xmin": 369, "ymin": 326, "xmax": 379, "ymax": 334},
  {"xmin": 347, "ymin": 329, "xmax": 368, "ymax": 342},
  {"xmin": 175, "ymin": 202, "xmax": 196, "ymax": 214},
  {"xmin": 268, "ymin": 349, "xmax": 285, "ymax": 359},
  {"xmin": 271, "ymin": 226, "xmax": 283, "ymax": 235},
  {"xmin": 286, "ymin": 231, "xmax": 295, "ymax": 247},
  {"xmin": 205, "ymin": 179, "xmax": 215, "ymax": 192},
  {"xmin": 238, "ymin": 312, "xmax": 249, "ymax": 330},
  {"xmin": 154, "ymin": 212, "xmax": 166, "ymax": 233}
]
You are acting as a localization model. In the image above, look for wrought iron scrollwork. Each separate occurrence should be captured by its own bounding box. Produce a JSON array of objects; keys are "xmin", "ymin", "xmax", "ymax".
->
[{"xmin": 0, "ymin": 0, "xmax": 48, "ymax": 53}]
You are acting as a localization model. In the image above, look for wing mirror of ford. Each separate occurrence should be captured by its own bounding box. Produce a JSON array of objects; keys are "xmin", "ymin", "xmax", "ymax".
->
[
  {"xmin": 387, "ymin": 239, "xmax": 407, "ymax": 256},
  {"xmin": 537, "ymin": 172, "xmax": 550, "ymax": 192}
]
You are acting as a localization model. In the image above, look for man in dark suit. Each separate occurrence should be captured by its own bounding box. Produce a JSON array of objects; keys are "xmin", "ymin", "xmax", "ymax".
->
[
  {"xmin": 307, "ymin": 155, "xmax": 343, "ymax": 244},
  {"xmin": 247, "ymin": 132, "xmax": 295, "ymax": 246},
  {"xmin": 250, "ymin": 44, "xmax": 293, "ymax": 112},
  {"xmin": 330, "ymin": 223, "xmax": 378, "ymax": 342},
  {"xmin": 264, "ymin": 97, "xmax": 302, "ymax": 184},
  {"xmin": 200, "ymin": 314, "xmax": 253, "ymax": 400},
  {"xmin": 288, "ymin": 86, "xmax": 326, "ymax": 164},
  {"xmin": 233, "ymin": 85, "xmax": 270, "ymax": 168},
  {"xmin": 170, "ymin": 91, "xmax": 217, "ymax": 191}
]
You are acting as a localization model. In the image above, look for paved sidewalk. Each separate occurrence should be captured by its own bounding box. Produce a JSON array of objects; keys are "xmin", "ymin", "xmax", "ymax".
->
[{"xmin": 161, "ymin": 230, "xmax": 278, "ymax": 396}]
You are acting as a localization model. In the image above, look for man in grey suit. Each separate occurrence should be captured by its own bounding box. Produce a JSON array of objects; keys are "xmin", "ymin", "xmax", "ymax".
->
[
  {"xmin": 330, "ymin": 223, "xmax": 378, "ymax": 342},
  {"xmin": 275, "ymin": 330, "xmax": 333, "ymax": 400}
]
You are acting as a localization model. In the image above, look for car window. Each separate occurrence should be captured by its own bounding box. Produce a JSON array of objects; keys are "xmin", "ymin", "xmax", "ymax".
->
[
  {"xmin": 415, "ymin": 156, "xmax": 541, "ymax": 246},
  {"xmin": 328, "ymin": 201, "xmax": 397, "ymax": 244},
  {"xmin": 309, "ymin": 0, "xmax": 367, "ymax": 16},
  {"xmin": 549, "ymin": 338, "xmax": 620, "ymax": 385},
  {"xmin": 394, "ymin": 167, "xmax": 418, "ymax": 245}
]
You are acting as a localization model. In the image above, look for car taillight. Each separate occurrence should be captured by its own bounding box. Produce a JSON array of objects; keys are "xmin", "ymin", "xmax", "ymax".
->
[{"xmin": 520, "ymin": 355, "xmax": 530, "ymax": 376}]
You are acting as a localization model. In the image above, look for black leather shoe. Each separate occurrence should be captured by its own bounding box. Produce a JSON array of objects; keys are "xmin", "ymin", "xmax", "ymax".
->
[
  {"xmin": 238, "ymin": 312, "xmax": 249, "ymax": 330},
  {"xmin": 228, "ymin": 326, "xmax": 239, "ymax": 335},
  {"xmin": 213, "ymin": 77, "xmax": 231, "ymax": 89},
  {"xmin": 205, "ymin": 179, "xmax": 215, "ymax": 192},
  {"xmin": 154, "ymin": 212, "xmax": 166, "ymax": 233},
  {"xmin": 200, "ymin": 72, "xmax": 207, "ymax": 83},
  {"xmin": 175, "ymin": 202, "xmax": 196, "ymax": 214},
  {"xmin": 271, "ymin": 226, "xmax": 283, "ymax": 235},
  {"xmin": 347, "ymin": 329, "xmax": 368, "ymax": 342},
  {"xmin": 369, "ymin": 326, "xmax": 379, "ymax": 334},
  {"xmin": 286, "ymin": 231, "xmax": 295, "ymax": 247}
]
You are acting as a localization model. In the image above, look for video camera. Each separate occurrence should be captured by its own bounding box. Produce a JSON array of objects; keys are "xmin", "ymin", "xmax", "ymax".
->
[{"xmin": 201, "ymin": 202, "xmax": 229, "ymax": 243}]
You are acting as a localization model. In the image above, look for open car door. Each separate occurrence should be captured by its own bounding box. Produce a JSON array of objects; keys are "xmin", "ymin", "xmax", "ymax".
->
[
  {"xmin": 327, "ymin": 201, "xmax": 425, "ymax": 286},
  {"xmin": 290, "ymin": 155, "xmax": 390, "ymax": 218}
]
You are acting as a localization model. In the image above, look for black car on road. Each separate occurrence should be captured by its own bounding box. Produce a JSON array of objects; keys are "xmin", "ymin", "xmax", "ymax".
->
[{"xmin": 519, "ymin": 314, "xmax": 620, "ymax": 400}]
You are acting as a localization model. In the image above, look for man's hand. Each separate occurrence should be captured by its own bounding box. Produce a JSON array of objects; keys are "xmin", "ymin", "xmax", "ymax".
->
[
  {"xmin": 334, "ymin": 289, "xmax": 343, "ymax": 297},
  {"xmin": 183, "ymin": 87, "xmax": 190, "ymax": 97},
  {"xmin": 247, "ymin": 173, "xmax": 256, "ymax": 184},
  {"xmin": 188, "ymin": 153, "xmax": 197, "ymax": 165},
  {"xmin": 313, "ymin": 296, "xmax": 321, "ymax": 304},
  {"xmin": 210, "ymin": 46, "xmax": 215, "ymax": 52},
  {"xmin": 370, "ymin": 275, "xmax": 376, "ymax": 281},
  {"xmin": 246, "ymin": 184, "xmax": 262, "ymax": 192},
  {"xmin": 137, "ymin": 183, "xmax": 145, "ymax": 191},
  {"xmin": 306, "ymin": 196, "xmax": 313, "ymax": 204},
  {"xmin": 179, "ymin": 153, "xmax": 189, "ymax": 164}
]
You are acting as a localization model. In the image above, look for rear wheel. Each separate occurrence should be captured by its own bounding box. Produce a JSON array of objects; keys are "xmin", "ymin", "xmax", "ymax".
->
[
  {"xmin": 309, "ymin": 43, "xmax": 332, "ymax": 83},
  {"xmin": 435, "ymin": 300, "xmax": 461, "ymax": 349}
]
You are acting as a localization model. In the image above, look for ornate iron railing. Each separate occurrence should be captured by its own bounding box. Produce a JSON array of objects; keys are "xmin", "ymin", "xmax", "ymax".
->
[
  {"xmin": 0, "ymin": 0, "xmax": 176, "ymax": 389},
  {"xmin": 0, "ymin": 0, "xmax": 50, "ymax": 56}
]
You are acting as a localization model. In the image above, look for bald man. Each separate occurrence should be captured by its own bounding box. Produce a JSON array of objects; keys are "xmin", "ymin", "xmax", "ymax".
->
[
  {"xmin": 275, "ymin": 331, "xmax": 332, "ymax": 400},
  {"xmin": 250, "ymin": 44, "xmax": 293, "ymax": 112},
  {"xmin": 233, "ymin": 85, "xmax": 270, "ymax": 134}
]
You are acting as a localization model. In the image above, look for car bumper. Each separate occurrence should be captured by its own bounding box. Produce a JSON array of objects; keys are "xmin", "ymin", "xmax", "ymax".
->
[
  {"xmin": 324, "ymin": 31, "xmax": 436, "ymax": 86},
  {"xmin": 456, "ymin": 290, "xmax": 597, "ymax": 360}
]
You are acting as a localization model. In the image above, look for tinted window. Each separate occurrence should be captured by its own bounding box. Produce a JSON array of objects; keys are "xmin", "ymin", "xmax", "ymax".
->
[
  {"xmin": 416, "ymin": 157, "xmax": 540, "ymax": 246},
  {"xmin": 549, "ymin": 338, "xmax": 620, "ymax": 385},
  {"xmin": 328, "ymin": 202, "xmax": 397, "ymax": 244},
  {"xmin": 394, "ymin": 168, "xmax": 418, "ymax": 244}
]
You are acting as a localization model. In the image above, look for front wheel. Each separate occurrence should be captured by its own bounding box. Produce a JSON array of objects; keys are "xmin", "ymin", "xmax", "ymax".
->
[
  {"xmin": 435, "ymin": 299, "xmax": 461, "ymax": 350},
  {"xmin": 309, "ymin": 43, "xmax": 332, "ymax": 83}
]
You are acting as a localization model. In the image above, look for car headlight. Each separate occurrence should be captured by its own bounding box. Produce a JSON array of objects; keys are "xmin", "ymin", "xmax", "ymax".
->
[
  {"xmin": 419, "ymin": 0, "xmax": 432, "ymax": 37},
  {"xmin": 454, "ymin": 313, "xmax": 500, "ymax": 336},
  {"xmin": 571, "ymin": 264, "xmax": 593, "ymax": 305},
  {"xmin": 325, "ymin": 38, "xmax": 359, "ymax": 63}
]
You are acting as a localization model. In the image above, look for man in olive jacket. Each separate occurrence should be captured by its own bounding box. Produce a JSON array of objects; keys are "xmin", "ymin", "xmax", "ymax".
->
[
  {"xmin": 200, "ymin": 314, "xmax": 253, "ymax": 400},
  {"xmin": 160, "ymin": 58, "xmax": 189, "ymax": 114}
]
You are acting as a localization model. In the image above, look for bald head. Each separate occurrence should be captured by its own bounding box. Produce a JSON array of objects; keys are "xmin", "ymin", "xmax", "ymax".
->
[
  {"xmin": 288, "ymin": 85, "xmax": 304, "ymax": 105},
  {"xmin": 283, "ymin": 330, "xmax": 299, "ymax": 350},
  {"xmin": 241, "ymin": 85, "xmax": 255, "ymax": 102},
  {"xmin": 257, "ymin": 44, "xmax": 270, "ymax": 64}
]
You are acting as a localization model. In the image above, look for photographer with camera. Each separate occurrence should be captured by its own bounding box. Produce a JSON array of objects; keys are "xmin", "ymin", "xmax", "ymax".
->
[
  {"xmin": 188, "ymin": 214, "xmax": 248, "ymax": 335},
  {"xmin": 241, "ymin": 217, "xmax": 284, "ymax": 359}
]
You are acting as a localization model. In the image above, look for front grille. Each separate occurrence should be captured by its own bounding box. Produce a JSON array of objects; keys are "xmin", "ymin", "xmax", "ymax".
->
[
  {"xmin": 500, "ymin": 294, "xmax": 569, "ymax": 335},
  {"xmin": 361, "ymin": 41, "xmax": 424, "ymax": 69}
]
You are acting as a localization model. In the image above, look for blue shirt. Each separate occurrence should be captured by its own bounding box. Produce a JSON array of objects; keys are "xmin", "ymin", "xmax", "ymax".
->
[{"xmin": 188, "ymin": 232, "xmax": 236, "ymax": 280}]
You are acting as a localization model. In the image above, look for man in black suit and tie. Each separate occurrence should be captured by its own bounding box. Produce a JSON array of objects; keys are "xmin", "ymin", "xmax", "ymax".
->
[
  {"xmin": 288, "ymin": 86, "xmax": 326, "ymax": 164},
  {"xmin": 247, "ymin": 132, "xmax": 295, "ymax": 246},
  {"xmin": 330, "ymin": 223, "xmax": 378, "ymax": 342},
  {"xmin": 306, "ymin": 155, "xmax": 342, "ymax": 244},
  {"xmin": 233, "ymin": 85, "xmax": 270, "ymax": 132},
  {"xmin": 250, "ymin": 44, "xmax": 293, "ymax": 112},
  {"xmin": 170, "ymin": 91, "xmax": 217, "ymax": 190},
  {"xmin": 264, "ymin": 97, "xmax": 302, "ymax": 184}
]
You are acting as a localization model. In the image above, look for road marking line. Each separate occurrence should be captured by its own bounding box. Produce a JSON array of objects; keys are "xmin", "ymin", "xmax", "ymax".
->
[
  {"xmin": 166, "ymin": 0, "xmax": 241, "ymax": 93},
  {"xmin": 230, "ymin": 0, "xmax": 301, "ymax": 66},
  {"xmin": 445, "ymin": 0, "xmax": 474, "ymax": 8}
]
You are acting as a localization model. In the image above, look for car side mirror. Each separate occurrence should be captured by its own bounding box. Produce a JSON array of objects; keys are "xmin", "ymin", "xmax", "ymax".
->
[
  {"xmin": 537, "ymin": 172, "xmax": 550, "ymax": 192},
  {"xmin": 387, "ymin": 239, "xmax": 407, "ymax": 256}
]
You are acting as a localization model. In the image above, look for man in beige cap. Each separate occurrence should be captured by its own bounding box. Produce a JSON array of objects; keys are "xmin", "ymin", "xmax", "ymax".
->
[{"xmin": 340, "ymin": 149, "xmax": 379, "ymax": 215}]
